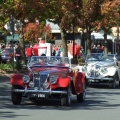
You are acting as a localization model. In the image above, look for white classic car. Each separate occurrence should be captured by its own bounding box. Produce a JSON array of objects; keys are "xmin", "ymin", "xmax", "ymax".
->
[{"xmin": 82, "ymin": 53, "xmax": 120, "ymax": 88}]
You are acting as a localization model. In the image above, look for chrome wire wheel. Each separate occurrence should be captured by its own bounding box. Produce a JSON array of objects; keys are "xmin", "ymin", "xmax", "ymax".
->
[{"xmin": 61, "ymin": 85, "xmax": 71, "ymax": 106}]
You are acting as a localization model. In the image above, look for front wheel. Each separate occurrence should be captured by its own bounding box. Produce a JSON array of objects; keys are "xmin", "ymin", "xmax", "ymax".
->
[
  {"xmin": 77, "ymin": 90, "xmax": 86, "ymax": 102},
  {"xmin": 11, "ymin": 86, "xmax": 22, "ymax": 105},
  {"xmin": 77, "ymin": 82, "xmax": 86, "ymax": 102},
  {"xmin": 109, "ymin": 76, "xmax": 116, "ymax": 89},
  {"xmin": 11, "ymin": 92, "xmax": 22, "ymax": 105},
  {"xmin": 61, "ymin": 86, "xmax": 71, "ymax": 106}
]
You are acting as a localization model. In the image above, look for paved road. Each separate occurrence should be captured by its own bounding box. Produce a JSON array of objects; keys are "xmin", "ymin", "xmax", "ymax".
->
[{"xmin": 1, "ymin": 81, "xmax": 120, "ymax": 120}]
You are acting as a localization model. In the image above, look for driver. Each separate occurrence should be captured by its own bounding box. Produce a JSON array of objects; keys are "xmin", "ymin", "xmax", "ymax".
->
[{"xmin": 39, "ymin": 58, "xmax": 45, "ymax": 64}]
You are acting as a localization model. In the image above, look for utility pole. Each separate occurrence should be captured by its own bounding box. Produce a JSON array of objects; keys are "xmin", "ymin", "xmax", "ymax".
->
[{"xmin": 9, "ymin": 15, "xmax": 15, "ymax": 72}]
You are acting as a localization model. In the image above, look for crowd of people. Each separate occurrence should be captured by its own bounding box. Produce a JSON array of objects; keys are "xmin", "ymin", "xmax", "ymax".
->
[
  {"xmin": 0, "ymin": 41, "xmax": 105, "ymax": 64},
  {"xmin": 91, "ymin": 43, "xmax": 104, "ymax": 53}
]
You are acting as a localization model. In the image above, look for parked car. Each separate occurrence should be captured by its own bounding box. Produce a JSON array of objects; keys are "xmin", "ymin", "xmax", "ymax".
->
[
  {"xmin": 82, "ymin": 53, "xmax": 120, "ymax": 88},
  {"xmin": 10, "ymin": 56, "xmax": 86, "ymax": 106},
  {"xmin": 1, "ymin": 48, "xmax": 14, "ymax": 63}
]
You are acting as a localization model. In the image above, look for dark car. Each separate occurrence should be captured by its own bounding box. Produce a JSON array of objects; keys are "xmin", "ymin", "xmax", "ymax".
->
[{"xmin": 1, "ymin": 48, "xmax": 14, "ymax": 63}]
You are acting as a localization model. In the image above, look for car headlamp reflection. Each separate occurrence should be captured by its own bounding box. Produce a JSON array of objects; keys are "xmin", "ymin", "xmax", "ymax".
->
[
  {"xmin": 100, "ymin": 67, "xmax": 108, "ymax": 74},
  {"xmin": 95, "ymin": 65, "xmax": 101, "ymax": 70},
  {"xmin": 49, "ymin": 76, "xmax": 58, "ymax": 84},
  {"xmin": 22, "ymin": 75, "xmax": 30, "ymax": 83}
]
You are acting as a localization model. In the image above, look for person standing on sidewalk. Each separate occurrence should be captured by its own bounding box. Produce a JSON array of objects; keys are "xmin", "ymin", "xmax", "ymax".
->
[
  {"xmin": 26, "ymin": 45, "xmax": 33, "ymax": 62},
  {"xmin": 14, "ymin": 44, "xmax": 21, "ymax": 62}
]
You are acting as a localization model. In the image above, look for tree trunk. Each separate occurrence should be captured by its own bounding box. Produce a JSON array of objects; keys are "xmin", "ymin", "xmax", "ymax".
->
[
  {"xmin": 60, "ymin": 28, "xmax": 68, "ymax": 57},
  {"xmin": 103, "ymin": 31, "xmax": 108, "ymax": 53},
  {"xmin": 19, "ymin": 33, "xmax": 26, "ymax": 64},
  {"xmin": 19, "ymin": 20, "xmax": 27, "ymax": 65},
  {"xmin": 86, "ymin": 26, "xmax": 91, "ymax": 53}
]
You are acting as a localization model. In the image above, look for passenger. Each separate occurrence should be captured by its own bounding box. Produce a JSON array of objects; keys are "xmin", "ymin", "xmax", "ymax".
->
[{"xmin": 96, "ymin": 44, "xmax": 103, "ymax": 53}]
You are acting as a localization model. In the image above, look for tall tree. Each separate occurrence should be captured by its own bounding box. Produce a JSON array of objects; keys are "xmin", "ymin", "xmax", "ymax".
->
[
  {"xmin": 100, "ymin": 0, "xmax": 120, "ymax": 53},
  {"xmin": 80, "ymin": 0, "xmax": 104, "ymax": 53},
  {"xmin": 0, "ymin": 0, "xmax": 50, "ymax": 63},
  {"xmin": 46, "ymin": 0, "xmax": 83, "ymax": 57}
]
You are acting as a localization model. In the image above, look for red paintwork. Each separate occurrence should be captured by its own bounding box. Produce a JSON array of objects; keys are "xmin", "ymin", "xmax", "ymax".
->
[
  {"xmin": 10, "ymin": 74, "xmax": 25, "ymax": 87},
  {"xmin": 69, "ymin": 70, "xmax": 85, "ymax": 94},
  {"xmin": 74, "ymin": 72, "xmax": 85, "ymax": 94},
  {"xmin": 33, "ymin": 44, "xmax": 39, "ymax": 56},
  {"xmin": 10, "ymin": 64, "xmax": 85, "ymax": 95},
  {"xmin": 50, "ymin": 77, "xmax": 70, "ymax": 89}
]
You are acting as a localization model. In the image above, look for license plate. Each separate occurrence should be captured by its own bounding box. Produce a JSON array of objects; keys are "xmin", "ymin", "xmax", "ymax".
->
[{"xmin": 38, "ymin": 94, "xmax": 45, "ymax": 98}]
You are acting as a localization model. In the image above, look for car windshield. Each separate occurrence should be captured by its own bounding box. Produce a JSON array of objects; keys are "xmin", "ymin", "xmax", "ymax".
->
[
  {"xmin": 28, "ymin": 56, "xmax": 71, "ymax": 68},
  {"xmin": 86, "ymin": 53, "xmax": 116, "ymax": 62}
]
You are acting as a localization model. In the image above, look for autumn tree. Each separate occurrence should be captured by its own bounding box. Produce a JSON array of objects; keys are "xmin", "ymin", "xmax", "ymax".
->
[
  {"xmin": 100, "ymin": 0, "xmax": 120, "ymax": 53},
  {"xmin": 23, "ymin": 22, "xmax": 51, "ymax": 44},
  {"xmin": 79, "ymin": 0, "xmax": 105, "ymax": 53},
  {"xmin": 0, "ymin": 0, "xmax": 50, "ymax": 63},
  {"xmin": 46, "ymin": 0, "xmax": 83, "ymax": 57}
]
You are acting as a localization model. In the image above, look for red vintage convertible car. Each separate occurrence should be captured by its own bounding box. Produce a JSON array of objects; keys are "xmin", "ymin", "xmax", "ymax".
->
[{"xmin": 10, "ymin": 56, "xmax": 86, "ymax": 106}]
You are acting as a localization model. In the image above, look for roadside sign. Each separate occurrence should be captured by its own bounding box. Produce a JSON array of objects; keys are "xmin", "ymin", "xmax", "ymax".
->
[{"xmin": 4, "ymin": 18, "xmax": 20, "ymax": 34}]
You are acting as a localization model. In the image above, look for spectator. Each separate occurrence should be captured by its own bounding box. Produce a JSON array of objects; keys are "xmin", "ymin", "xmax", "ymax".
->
[
  {"xmin": 101, "ymin": 44, "xmax": 104, "ymax": 51},
  {"xmin": 55, "ymin": 46, "xmax": 61, "ymax": 56},
  {"xmin": 14, "ymin": 44, "xmax": 21, "ymax": 62},
  {"xmin": 91, "ymin": 44, "xmax": 97, "ymax": 53},
  {"xmin": 26, "ymin": 45, "xmax": 33, "ymax": 61},
  {"xmin": 51, "ymin": 44, "xmax": 56, "ymax": 56},
  {"xmin": 96, "ymin": 44, "xmax": 103, "ymax": 53}
]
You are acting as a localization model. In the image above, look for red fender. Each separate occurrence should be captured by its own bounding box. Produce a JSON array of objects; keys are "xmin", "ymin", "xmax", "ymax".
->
[
  {"xmin": 74, "ymin": 72, "xmax": 85, "ymax": 94},
  {"xmin": 49, "ymin": 77, "xmax": 71, "ymax": 89},
  {"xmin": 10, "ymin": 74, "xmax": 25, "ymax": 87},
  {"xmin": 57, "ymin": 77, "xmax": 70, "ymax": 87}
]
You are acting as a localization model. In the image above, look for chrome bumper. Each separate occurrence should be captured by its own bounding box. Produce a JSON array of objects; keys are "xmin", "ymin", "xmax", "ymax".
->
[
  {"xmin": 12, "ymin": 88, "xmax": 67, "ymax": 95},
  {"xmin": 87, "ymin": 77, "xmax": 113, "ymax": 81}
]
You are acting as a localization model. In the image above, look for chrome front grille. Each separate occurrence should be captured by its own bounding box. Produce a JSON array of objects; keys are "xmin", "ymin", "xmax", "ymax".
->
[
  {"xmin": 33, "ymin": 73, "xmax": 48, "ymax": 89},
  {"xmin": 87, "ymin": 70, "xmax": 100, "ymax": 77}
]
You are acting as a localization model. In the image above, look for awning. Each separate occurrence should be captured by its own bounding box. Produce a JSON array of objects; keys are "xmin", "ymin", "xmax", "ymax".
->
[{"xmin": 91, "ymin": 32, "xmax": 112, "ymax": 40}]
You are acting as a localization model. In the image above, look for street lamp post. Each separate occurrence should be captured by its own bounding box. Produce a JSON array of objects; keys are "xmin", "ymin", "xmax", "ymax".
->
[{"xmin": 9, "ymin": 14, "xmax": 15, "ymax": 72}]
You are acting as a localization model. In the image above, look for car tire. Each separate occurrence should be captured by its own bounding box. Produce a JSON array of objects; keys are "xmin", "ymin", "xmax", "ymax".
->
[
  {"xmin": 77, "ymin": 83, "xmax": 86, "ymax": 102},
  {"xmin": 109, "ymin": 76, "xmax": 116, "ymax": 89},
  {"xmin": 11, "ymin": 86, "xmax": 22, "ymax": 105},
  {"xmin": 119, "ymin": 81, "xmax": 120, "ymax": 87},
  {"xmin": 61, "ymin": 85, "xmax": 71, "ymax": 106}
]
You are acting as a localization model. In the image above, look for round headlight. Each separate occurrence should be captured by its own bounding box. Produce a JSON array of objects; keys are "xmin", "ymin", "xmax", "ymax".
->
[
  {"xmin": 101, "ymin": 67, "xmax": 108, "ymax": 74},
  {"xmin": 29, "ymin": 81, "xmax": 34, "ymax": 88},
  {"xmin": 82, "ymin": 66, "xmax": 87, "ymax": 72},
  {"xmin": 43, "ymin": 82, "xmax": 49, "ymax": 89},
  {"xmin": 22, "ymin": 75, "xmax": 30, "ymax": 83},
  {"xmin": 95, "ymin": 65, "xmax": 100, "ymax": 70},
  {"xmin": 49, "ymin": 76, "xmax": 58, "ymax": 84}
]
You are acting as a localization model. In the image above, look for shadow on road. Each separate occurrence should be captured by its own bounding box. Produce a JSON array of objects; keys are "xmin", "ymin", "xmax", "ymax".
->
[{"xmin": 1, "ymin": 83, "xmax": 120, "ymax": 118}]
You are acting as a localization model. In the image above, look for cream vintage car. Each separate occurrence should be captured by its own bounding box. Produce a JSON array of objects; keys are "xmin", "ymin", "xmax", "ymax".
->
[{"xmin": 82, "ymin": 53, "xmax": 120, "ymax": 88}]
